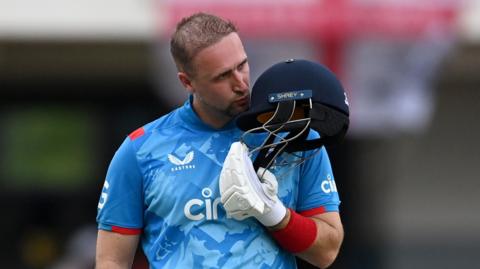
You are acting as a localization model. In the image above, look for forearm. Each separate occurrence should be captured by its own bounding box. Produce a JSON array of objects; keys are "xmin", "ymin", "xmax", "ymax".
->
[
  {"xmin": 95, "ymin": 260, "xmax": 132, "ymax": 269},
  {"xmin": 95, "ymin": 230, "xmax": 139, "ymax": 269},
  {"xmin": 295, "ymin": 216, "xmax": 344, "ymax": 268},
  {"xmin": 269, "ymin": 210, "xmax": 343, "ymax": 269}
]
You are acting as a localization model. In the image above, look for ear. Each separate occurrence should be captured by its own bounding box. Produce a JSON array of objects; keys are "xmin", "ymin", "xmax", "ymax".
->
[{"xmin": 178, "ymin": 72, "xmax": 195, "ymax": 94}]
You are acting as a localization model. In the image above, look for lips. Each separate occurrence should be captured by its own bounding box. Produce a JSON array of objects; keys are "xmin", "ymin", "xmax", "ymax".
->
[{"xmin": 235, "ymin": 96, "xmax": 249, "ymax": 106}]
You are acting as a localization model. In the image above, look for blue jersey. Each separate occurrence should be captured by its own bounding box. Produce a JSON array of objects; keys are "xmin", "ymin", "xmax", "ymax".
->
[{"xmin": 96, "ymin": 98, "xmax": 340, "ymax": 269}]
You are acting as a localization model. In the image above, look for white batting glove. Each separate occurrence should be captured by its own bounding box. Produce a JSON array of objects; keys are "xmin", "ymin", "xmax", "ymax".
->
[{"xmin": 219, "ymin": 142, "xmax": 287, "ymax": 227}]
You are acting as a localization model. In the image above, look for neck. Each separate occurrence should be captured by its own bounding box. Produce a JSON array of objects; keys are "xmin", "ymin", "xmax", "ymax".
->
[{"xmin": 192, "ymin": 98, "xmax": 232, "ymax": 129}]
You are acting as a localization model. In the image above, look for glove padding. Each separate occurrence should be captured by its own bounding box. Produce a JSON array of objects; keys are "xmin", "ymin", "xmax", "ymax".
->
[{"xmin": 219, "ymin": 142, "xmax": 287, "ymax": 227}]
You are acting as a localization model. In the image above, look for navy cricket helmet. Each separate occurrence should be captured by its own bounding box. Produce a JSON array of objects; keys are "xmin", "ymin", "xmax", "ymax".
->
[{"xmin": 236, "ymin": 59, "xmax": 349, "ymax": 170}]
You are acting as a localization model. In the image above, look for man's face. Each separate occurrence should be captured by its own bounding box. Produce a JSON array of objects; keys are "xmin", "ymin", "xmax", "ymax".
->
[{"xmin": 182, "ymin": 32, "xmax": 250, "ymax": 128}]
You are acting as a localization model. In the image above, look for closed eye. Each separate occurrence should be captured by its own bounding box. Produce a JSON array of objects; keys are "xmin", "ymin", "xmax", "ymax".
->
[
  {"xmin": 213, "ymin": 58, "xmax": 248, "ymax": 82},
  {"xmin": 237, "ymin": 59, "xmax": 248, "ymax": 71},
  {"xmin": 216, "ymin": 72, "xmax": 230, "ymax": 81}
]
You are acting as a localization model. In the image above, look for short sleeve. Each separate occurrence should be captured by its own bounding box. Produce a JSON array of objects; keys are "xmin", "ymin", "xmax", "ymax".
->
[
  {"xmin": 296, "ymin": 146, "xmax": 341, "ymax": 214},
  {"xmin": 96, "ymin": 137, "xmax": 144, "ymax": 233}
]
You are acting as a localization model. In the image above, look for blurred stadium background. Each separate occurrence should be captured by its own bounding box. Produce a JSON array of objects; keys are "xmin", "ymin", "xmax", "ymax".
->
[{"xmin": 0, "ymin": 0, "xmax": 479, "ymax": 268}]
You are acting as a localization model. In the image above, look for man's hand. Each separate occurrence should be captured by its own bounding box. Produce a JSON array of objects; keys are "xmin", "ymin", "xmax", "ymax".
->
[{"xmin": 219, "ymin": 142, "xmax": 287, "ymax": 227}]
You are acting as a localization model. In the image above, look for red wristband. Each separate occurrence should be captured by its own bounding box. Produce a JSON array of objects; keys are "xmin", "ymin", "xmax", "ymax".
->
[{"xmin": 270, "ymin": 208, "xmax": 317, "ymax": 253}]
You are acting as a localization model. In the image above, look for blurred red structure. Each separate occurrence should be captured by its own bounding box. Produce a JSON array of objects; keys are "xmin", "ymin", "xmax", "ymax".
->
[
  {"xmin": 161, "ymin": 0, "xmax": 459, "ymax": 74},
  {"xmin": 163, "ymin": 1, "xmax": 457, "ymax": 39}
]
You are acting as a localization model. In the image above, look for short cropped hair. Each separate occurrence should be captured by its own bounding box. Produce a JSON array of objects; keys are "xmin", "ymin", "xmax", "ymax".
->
[{"xmin": 170, "ymin": 13, "xmax": 238, "ymax": 76}]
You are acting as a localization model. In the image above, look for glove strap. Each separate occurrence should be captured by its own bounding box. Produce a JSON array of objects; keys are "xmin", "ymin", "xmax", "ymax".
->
[
  {"xmin": 270, "ymin": 208, "xmax": 317, "ymax": 253},
  {"xmin": 256, "ymin": 197, "xmax": 287, "ymax": 227}
]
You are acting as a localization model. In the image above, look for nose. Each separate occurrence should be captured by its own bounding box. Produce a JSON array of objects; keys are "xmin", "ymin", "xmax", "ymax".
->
[{"xmin": 231, "ymin": 70, "xmax": 248, "ymax": 93}]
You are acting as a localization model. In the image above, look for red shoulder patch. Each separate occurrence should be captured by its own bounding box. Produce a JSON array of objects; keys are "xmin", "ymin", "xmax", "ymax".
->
[{"xmin": 129, "ymin": 127, "xmax": 145, "ymax": 140}]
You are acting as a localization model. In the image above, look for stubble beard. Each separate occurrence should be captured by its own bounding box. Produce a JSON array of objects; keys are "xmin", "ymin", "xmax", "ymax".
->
[
  {"xmin": 195, "ymin": 96, "xmax": 249, "ymax": 126},
  {"xmin": 226, "ymin": 99, "xmax": 250, "ymax": 118}
]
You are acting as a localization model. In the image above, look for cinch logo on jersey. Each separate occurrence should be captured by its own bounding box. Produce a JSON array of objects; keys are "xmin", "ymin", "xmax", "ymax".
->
[
  {"xmin": 184, "ymin": 188, "xmax": 222, "ymax": 221},
  {"xmin": 168, "ymin": 151, "xmax": 195, "ymax": 172},
  {"xmin": 321, "ymin": 174, "xmax": 338, "ymax": 193}
]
